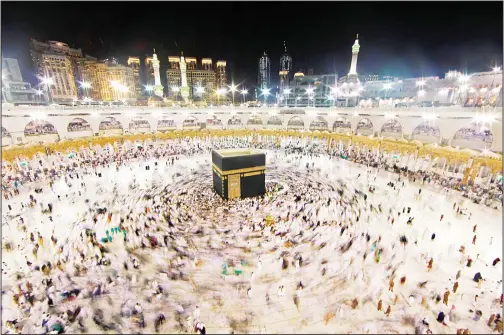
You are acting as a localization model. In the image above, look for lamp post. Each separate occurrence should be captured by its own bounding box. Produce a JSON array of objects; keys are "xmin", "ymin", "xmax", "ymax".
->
[
  {"xmin": 306, "ymin": 87, "xmax": 315, "ymax": 108},
  {"xmin": 39, "ymin": 76, "xmax": 54, "ymax": 104},
  {"xmin": 260, "ymin": 88, "xmax": 270, "ymax": 106},
  {"xmin": 228, "ymin": 83, "xmax": 238, "ymax": 106},
  {"xmin": 241, "ymin": 89, "xmax": 248, "ymax": 104},
  {"xmin": 145, "ymin": 85, "xmax": 153, "ymax": 97},
  {"xmin": 195, "ymin": 86, "xmax": 205, "ymax": 104},
  {"xmin": 171, "ymin": 86, "xmax": 180, "ymax": 103},
  {"xmin": 216, "ymin": 88, "xmax": 227, "ymax": 106},
  {"xmin": 80, "ymin": 81, "xmax": 91, "ymax": 101},
  {"xmin": 35, "ymin": 89, "xmax": 44, "ymax": 104},
  {"xmin": 283, "ymin": 88, "xmax": 291, "ymax": 108}
]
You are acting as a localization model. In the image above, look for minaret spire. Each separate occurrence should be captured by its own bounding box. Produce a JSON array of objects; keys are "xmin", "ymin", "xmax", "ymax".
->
[
  {"xmin": 283, "ymin": 40, "xmax": 287, "ymax": 53},
  {"xmin": 151, "ymin": 47, "xmax": 164, "ymax": 98},
  {"xmin": 179, "ymin": 50, "xmax": 189, "ymax": 103},
  {"xmin": 348, "ymin": 34, "xmax": 360, "ymax": 77}
]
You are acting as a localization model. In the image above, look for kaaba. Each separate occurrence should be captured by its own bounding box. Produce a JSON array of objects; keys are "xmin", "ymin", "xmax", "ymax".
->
[{"xmin": 212, "ymin": 149, "xmax": 266, "ymax": 200}]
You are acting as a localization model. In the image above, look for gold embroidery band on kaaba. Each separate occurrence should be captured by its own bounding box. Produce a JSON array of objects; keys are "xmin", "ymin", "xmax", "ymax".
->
[
  {"xmin": 212, "ymin": 163, "xmax": 265, "ymax": 176},
  {"xmin": 243, "ymin": 171, "xmax": 263, "ymax": 177}
]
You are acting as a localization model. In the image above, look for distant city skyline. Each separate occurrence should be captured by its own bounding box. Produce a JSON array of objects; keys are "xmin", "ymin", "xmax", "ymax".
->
[{"xmin": 2, "ymin": 1, "xmax": 502, "ymax": 91}]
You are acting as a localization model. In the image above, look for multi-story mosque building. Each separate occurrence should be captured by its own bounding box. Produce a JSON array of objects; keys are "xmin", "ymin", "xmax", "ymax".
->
[{"xmin": 277, "ymin": 35, "xmax": 501, "ymax": 109}]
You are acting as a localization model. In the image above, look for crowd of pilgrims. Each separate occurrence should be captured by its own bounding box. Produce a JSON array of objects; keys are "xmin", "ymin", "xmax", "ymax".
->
[
  {"xmin": 1, "ymin": 137, "xmax": 503, "ymax": 334},
  {"xmin": 331, "ymin": 146, "xmax": 502, "ymax": 209}
]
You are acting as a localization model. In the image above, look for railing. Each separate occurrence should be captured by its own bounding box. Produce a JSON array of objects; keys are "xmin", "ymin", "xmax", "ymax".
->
[{"xmin": 2, "ymin": 103, "xmax": 498, "ymax": 110}]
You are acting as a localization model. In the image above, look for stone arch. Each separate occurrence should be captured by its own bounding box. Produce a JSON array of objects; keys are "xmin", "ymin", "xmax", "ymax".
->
[
  {"xmin": 247, "ymin": 115, "xmax": 263, "ymax": 126},
  {"xmin": 24, "ymin": 120, "xmax": 60, "ymax": 141},
  {"xmin": 206, "ymin": 115, "xmax": 222, "ymax": 126},
  {"xmin": 411, "ymin": 121, "xmax": 441, "ymax": 144},
  {"xmin": 129, "ymin": 118, "xmax": 151, "ymax": 133},
  {"xmin": 287, "ymin": 116, "xmax": 304, "ymax": 130},
  {"xmin": 309, "ymin": 116, "xmax": 328, "ymax": 131},
  {"xmin": 380, "ymin": 119, "xmax": 403, "ymax": 139},
  {"xmin": 267, "ymin": 116, "xmax": 283, "ymax": 126},
  {"xmin": 2, "ymin": 127, "xmax": 12, "ymax": 146},
  {"xmin": 356, "ymin": 118, "xmax": 374, "ymax": 136},
  {"xmin": 99, "ymin": 117, "xmax": 123, "ymax": 131},
  {"xmin": 332, "ymin": 117, "xmax": 351, "ymax": 133},
  {"xmin": 451, "ymin": 125, "xmax": 493, "ymax": 150},
  {"xmin": 183, "ymin": 116, "xmax": 202, "ymax": 129},
  {"xmin": 228, "ymin": 116, "xmax": 242, "ymax": 126},
  {"xmin": 1, "ymin": 127, "xmax": 12, "ymax": 138},
  {"xmin": 67, "ymin": 118, "xmax": 92, "ymax": 132},
  {"xmin": 157, "ymin": 118, "xmax": 176, "ymax": 131}
]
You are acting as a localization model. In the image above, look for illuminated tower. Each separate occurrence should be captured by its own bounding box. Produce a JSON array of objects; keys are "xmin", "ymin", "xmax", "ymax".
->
[
  {"xmin": 348, "ymin": 34, "xmax": 360, "ymax": 78},
  {"xmin": 152, "ymin": 49, "xmax": 164, "ymax": 98},
  {"xmin": 127, "ymin": 57, "xmax": 141, "ymax": 98},
  {"xmin": 258, "ymin": 52, "xmax": 271, "ymax": 89},
  {"xmin": 179, "ymin": 52, "xmax": 190, "ymax": 103},
  {"xmin": 279, "ymin": 41, "xmax": 292, "ymax": 92}
]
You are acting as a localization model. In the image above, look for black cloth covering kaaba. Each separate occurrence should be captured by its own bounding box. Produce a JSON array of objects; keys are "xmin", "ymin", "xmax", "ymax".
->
[{"xmin": 212, "ymin": 149, "xmax": 266, "ymax": 200}]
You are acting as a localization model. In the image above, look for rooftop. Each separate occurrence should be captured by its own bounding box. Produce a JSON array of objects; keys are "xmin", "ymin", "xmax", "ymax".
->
[{"xmin": 215, "ymin": 148, "xmax": 262, "ymax": 157}]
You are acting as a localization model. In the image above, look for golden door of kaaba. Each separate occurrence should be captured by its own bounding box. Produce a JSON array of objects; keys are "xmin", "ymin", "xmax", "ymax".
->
[{"xmin": 228, "ymin": 174, "xmax": 241, "ymax": 199}]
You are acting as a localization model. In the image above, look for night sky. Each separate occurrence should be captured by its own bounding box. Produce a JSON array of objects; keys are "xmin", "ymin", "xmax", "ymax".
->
[{"xmin": 2, "ymin": 1, "xmax": 503, "ymax": 89}]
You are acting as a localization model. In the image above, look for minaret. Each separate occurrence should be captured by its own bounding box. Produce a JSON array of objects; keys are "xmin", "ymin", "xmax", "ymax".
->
[
  {"xmin": 152, "ymin": 49, "xmax": 164, "ymax": 98},
  {"xmin": 348, "ymin": 34, "xmax": 360, "ymax": 77},
  {"xmin": 179, "ymin": 51, "xmax": 190, "ymax": 103}
]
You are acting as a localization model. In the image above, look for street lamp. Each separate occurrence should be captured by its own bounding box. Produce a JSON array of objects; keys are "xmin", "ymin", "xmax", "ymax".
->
[
  {"xmin": 260, "ymin": 88, "xmax": 270, "ymax": 106},
  {"xmin": 240, "ymin": 89, "xmax": 248, "ymax": 104},
  {"xmin": 295, "ymin": 96, "xmax": 301, "ymax": 108},
  {"xmin": 144, "ymin": 85, "xmax": 154, "ymax": 97},
  {"xmin": 195, "ymin": 86, "xmax": 205, "ymax": 104},
  {"xmin": 38, "ymin": 76, "xmax": 54, "ymax": 103},
  {"xmin": 306, "ymin": 87, "xmax": 315, "ymax": 108},
  {"xmin": 110, "ymin": 81, "xmax": 128, "ymax": 102},
  {"xmin": 171, "ymin": 86, "xmax": 180, "ymax": 103},
  {"xmin": 282, "ymin": 88, "xmax": 291, "ymax": 107},
  {"xmin": 228, "ymin": 83, "xmax": 238, "ymax": 106},
  {"xmin": 216, "ymin": 88, "xmax": 227, "ymax": 105},
  {"xmin": 80, "ymin": 81, "xmax": 91, "ymax": 99}
]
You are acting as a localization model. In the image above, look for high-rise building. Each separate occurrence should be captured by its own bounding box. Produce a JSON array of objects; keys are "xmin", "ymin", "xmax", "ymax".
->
[
  {"xmin": 38, "ymin": 53, "xmax": 78, "ymax": 101},
  {"xmin": 216, "ymin": 60, "xmax": 227, "ymax": 89},
  {"xmin": 80, "ymin": 61, "xmax": 136, "ymax": 101},
  {"xmin": 127, "ymin": 57, "xmax": 142, "ymax": 98},
  {"xmin": 359, "ymin": 74, "xmax": 379, "ymax": 82},
  {"xmin": 145, "ymin": 56, "xmax": 154, "ymax": 85},
  {"xmin": 279, "ymin": 41, "xmax": 292, "ymax": 93},
  {"xmin": 2, "ymin": 55, "xmax": 43, "ymax": 105},
  {"xmin": 285, "ymin": 72, "xmax": 337, "ymax": 107},
  {"xmin": 30, "ymin": 39, "xmax": 85, "ymax": 101},
  {"xmin": 202, "ymin": 58, "xmax": 213, "ymax": 71},
  {"xmin": 258, "ymin": 52, "xmax": 271, "ymax": 90},
  {"xmin": 76, "ymin": 55, "xmax": 98, "ymax": 89},
  {"xmin": 186, "ymin": 57, "xmax": 197, "ymax": 70},
  {"xmin": 2, "ymin": 57, "xmax": 23, "ymax": 82},
  {"xmin": 166, "ymin": 55, "xmax": 217, "ymax": 102}
]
